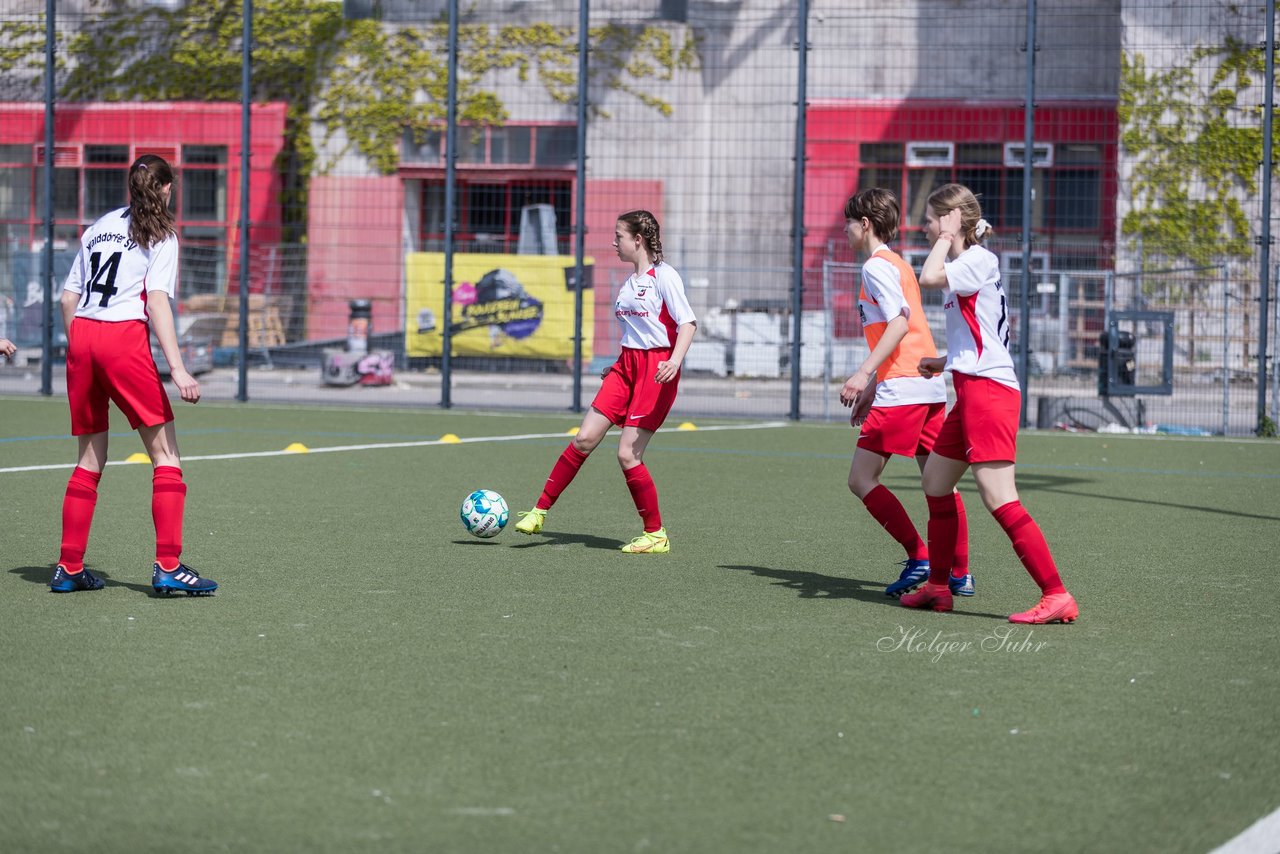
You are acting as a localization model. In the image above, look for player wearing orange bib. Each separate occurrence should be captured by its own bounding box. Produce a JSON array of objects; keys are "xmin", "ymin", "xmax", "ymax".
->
[{"xmin": 839, "ymin": 189, "xmax": 972, "ymax": 597}]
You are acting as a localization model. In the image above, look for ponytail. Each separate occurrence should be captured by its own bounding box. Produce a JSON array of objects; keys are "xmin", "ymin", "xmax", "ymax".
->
[{"xmin": 128, "ymin": 154, "xmax": 176, "ymax": 249}]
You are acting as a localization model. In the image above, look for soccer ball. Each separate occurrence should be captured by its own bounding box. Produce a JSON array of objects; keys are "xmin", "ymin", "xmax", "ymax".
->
[{"xmin": 460, "ymin": 489, "xmax": 509, "ymax": 538}]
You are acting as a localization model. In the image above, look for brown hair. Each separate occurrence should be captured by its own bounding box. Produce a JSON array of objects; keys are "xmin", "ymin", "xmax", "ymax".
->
[
  {"xmin": 926, "ymin": 183, "xmax": 993, "ymax": 246},
  {"xmin": 843, "ymin": 188, "xmax": 900, "ymax": 242},
  {"xmin": 617, "ymin": 210, "xmax": 663, "ymax": 264},
  {"xmin": 128, "ymin": 154, "xmax": 176, "ymax": 249}
]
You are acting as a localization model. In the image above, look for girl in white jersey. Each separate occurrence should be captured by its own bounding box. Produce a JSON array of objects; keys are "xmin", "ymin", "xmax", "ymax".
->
[
  {"xmin": 838, "ymin": 188, "xmax": 972, "ymax": 598},
  {"xmin": 51, "ymin": 154, "xmax": 216, "ymax": 597},
  {"xmin": 900, "ymin": 183, "xmax": 1078, "ymax": 624},
  {"xmin": 513, "ymin": 210, "xmax": 697, "ymax": 553}
]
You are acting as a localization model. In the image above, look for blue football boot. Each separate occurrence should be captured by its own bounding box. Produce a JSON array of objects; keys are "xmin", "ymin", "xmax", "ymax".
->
[
  {"xmin": 49, "ymin": 565, "xmax": 105, "ymax": 593},
  {"xmin": 885, "ymin": 558, "xmax": 930, "ymax": 598},
  {"xmin": 949, "ymin": 572, "xmax": 976, "ymax": 597},
  {"xmin": 152, "ymin": 563, "xmax": 218, "ymax": 597}
]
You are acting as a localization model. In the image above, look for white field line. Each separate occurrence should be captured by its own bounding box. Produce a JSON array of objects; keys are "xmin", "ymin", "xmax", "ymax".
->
[
  {"xmin": 0, "ymin": 421, "xmax": 789, "ymax": 475},
  {"xmin": 1207, "ymin": 806, "xmax": 1280, "ymax": 854}
]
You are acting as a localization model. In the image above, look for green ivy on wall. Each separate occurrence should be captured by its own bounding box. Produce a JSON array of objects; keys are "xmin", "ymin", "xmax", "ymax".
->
[
  {"xmin": 1119, "ymin": 37, "xmax": 1271, "ymax": 272},
  {"xmin": 50, "ymin": 0, "xmax": 699, "ymax": 238}
]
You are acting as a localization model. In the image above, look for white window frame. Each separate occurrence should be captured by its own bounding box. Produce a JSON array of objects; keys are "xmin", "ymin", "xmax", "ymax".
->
[
  {"xmin": 905, "ymin": 141, "xmax": 954, "ymax": 168},
  {"xmin": 1004, "ymin": 142, "xmax": 1054, "ymax": 168}
]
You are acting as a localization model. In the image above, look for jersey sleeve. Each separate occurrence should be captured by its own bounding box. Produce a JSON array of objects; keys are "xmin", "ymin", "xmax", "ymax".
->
[
  {"xmin": 862, "ymin": 256, "xmax": 909, "ymax": 320},
  {"xmin": 943, "ymin": 248, "xmax": 998, "ymax": 297},
  {"xmin": 63, "ymin": 244, "xmax": 87, "ymax": 295},
  {"xmin": 656, "ymin": 266, "xmax": 696, "ymax": 326},
  {"xmin": 144, "ymin": 235, "xmax": 179, "ymax": 297}
]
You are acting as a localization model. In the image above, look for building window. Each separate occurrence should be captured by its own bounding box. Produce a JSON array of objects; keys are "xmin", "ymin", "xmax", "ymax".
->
[
  {"xmin": 401, "ymin": 123, "xmax": 576, "ymax": 168},
  {"xmin": 420, "ymin": 179, "xmax": 572, "ymax": 254},
  {"xmin": 84, "ymin": 145, "xmax": 129, "ymax": 219},
  {"xmin": 179, "ymin": 145, "xmax": 228, "ymax": 296},
  {"xmin": 857, "ymin": 139, "xmax": 1105, "ymax": 239},
  {"xmin": 0, "ymin": 144, "xmax": 32, "ymax": 220},
  {"xmin": 404, "ymin": 123, "xmax": 577, "ymax": 255}
]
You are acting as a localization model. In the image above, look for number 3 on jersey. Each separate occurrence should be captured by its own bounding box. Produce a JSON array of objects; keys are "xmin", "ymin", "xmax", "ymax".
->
[{"xmin": 82, "ymin": 250, "xmax": 122, "ymax": 308}]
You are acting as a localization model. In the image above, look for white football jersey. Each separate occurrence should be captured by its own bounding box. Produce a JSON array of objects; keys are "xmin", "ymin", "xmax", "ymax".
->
[
  {"xmin": 614, "ymin": 262, "xmax": 697, "ymax": 350},
  {"xmin": 63, "ymin": 207, "xmax": 179, "ymax": 323},
  {"xmin": 940, "ymin": 244, "xmax": 1021, "ymax": 390},
  {"xmin": 859, "ymin": 251, "xmax": 946, "ymax": 406}
]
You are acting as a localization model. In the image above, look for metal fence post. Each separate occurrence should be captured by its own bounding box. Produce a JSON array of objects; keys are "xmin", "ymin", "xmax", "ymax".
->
[
  {"xmin": 570, "ymin": 0, "xmax": 589, "ymax": 414},
  {"xmin": 1258, "ymin": 0, "xmax": 1275, "ymax": 433},
  {"xmin": 236, "ymin": 0, "xmax": 252, "ymax": 402},
  {"xmin": 1222, "ymin": 265, "xmax": 1230, "ymax": 436},
  {"xmin": 440, "ymin": 0, "xmax": 459, "ymax": 409},
  {"xmin": 1018, "ymin": 0, "xmax": 1038, "ymax": 427},
  {"xmin": 788, "ymin": 0, "xmax": 809, "ymax": 421},
  {"xmin": 40, "ymin": 0, "xmax": 55, "ymax": 396}
]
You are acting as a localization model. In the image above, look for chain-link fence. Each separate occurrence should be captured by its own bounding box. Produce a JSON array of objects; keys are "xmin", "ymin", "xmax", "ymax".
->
[{"xmin": 1, "ymin": 0, "xmax": 1276, "ymax": 436}]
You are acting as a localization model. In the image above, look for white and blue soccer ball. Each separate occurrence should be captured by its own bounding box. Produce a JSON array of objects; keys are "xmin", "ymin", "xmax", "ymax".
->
[{"xmin": 460, "ymin": 489, "xmax": 509, "ymax": 538}]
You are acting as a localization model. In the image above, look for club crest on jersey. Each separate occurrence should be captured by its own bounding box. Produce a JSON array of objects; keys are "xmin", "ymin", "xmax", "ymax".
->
[{"xmin": 635, "ymin": 288, "xmax": 648, "ymax": 299}]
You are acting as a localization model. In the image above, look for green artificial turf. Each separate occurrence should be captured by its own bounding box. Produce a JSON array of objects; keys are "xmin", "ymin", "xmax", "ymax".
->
[{"xmin": 1, "ymin": 395, "xmax": 1277, "ymax": 853}]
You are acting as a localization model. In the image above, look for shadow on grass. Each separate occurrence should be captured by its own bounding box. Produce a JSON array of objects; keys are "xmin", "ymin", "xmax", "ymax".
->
[
  {"xmin": 9, "ymin": 565, "xmax": 160, "ymax": 596},
  {"xmin": 890, "ymin": 468, "xmax": 1280, "ymax": 523},
  {"xmin": 1033, "ymin": 485, "xmax": 1280, "ymax": 522},
  {"xmin": 722, "ymin": 564, "xmax": 1011, "ymax": 620},
  {"xmin": 503, "ymin": 531, "xmax": 624, "ymax": 551}
]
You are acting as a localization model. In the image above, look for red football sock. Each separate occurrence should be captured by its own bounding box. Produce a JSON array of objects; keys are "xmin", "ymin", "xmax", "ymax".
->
[
  {"xmin": 152, "ymin": 466, "xmax": 187, "ymax": 571},
  {"xmin": 537, "ymin": 444, "xmax": 589, "ymax": 510},
  {"xmin": 992, "ymin": 500, "xmax": 1066, "ymax": 595},
  {"xmin": 925, "ymin": 493, "xmax": 959, "ymax": 586},
  {"xmin": 623, "ymin": 463, "xmax": 662, "ymax": 532},
  {"xmin": 861, "ymin": 484, "xmax": 927, "ymax": 560},
  {"xmin": 58, "ymin": 467, "xmax": 102, "ymax": 573},
  {"xmin": 952, "ymin": 492, "xmax": 970, "ymax": 576}
]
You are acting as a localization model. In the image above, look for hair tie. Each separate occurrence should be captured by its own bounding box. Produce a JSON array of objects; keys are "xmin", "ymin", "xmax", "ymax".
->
[{"xmin": 974, "ymin": 218, "xmax": 990, "ymax": 238}]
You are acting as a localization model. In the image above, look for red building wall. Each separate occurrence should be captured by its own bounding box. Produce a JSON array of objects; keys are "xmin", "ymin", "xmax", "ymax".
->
[
  {"xmin": 0, "ymin": 101, "xmax": 286, "ymax": 288},
  {"xmin": 804, "ymin": 98, "xmax": 1119, "ymax": 289},
  {"xmin": 305, "ymin": 175, "xmax": 405, "ymax": 341}
]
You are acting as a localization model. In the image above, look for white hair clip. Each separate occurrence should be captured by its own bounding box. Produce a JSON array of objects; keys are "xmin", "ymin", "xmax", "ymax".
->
[{"xmin": 974, "ymin": 218, "xmax": 990, "ymax": 238}]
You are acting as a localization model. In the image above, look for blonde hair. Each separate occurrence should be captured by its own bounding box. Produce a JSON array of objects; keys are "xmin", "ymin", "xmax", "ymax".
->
[
  {"xmin": 927, "ymin": 183, "xmax": 994, "ymax": 246},
  {"xmin": 617, "ymin": 210, "xmax": 663, "ymax": 264}
]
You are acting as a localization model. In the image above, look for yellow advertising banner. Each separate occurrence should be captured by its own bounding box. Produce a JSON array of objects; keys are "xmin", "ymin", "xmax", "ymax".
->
[{"xmin": 405, "ymin": 253, "xmax": 593, "ymax": 360}]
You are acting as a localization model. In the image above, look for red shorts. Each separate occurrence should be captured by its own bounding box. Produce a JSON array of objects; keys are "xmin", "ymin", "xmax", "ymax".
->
[
  {"xmin": 856, "ymin": 402, "xmax": 946, "ymax": 458},
  {"xmin": 591, "ymin": 347, "xmax": 680, "ymax": 432},
  {"xmin": 930, "ymin": 373, "xmax": 1021, "ymax": 464},
  {"xmin": 67, "ymin": 317, "xmax": 173, "ymax": 435}
]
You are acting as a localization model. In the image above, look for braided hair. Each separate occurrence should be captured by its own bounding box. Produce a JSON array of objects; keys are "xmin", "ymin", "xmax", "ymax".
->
[{"xmin": 617, "ymin": 210, "xmax": 664, "ymax": 265}]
